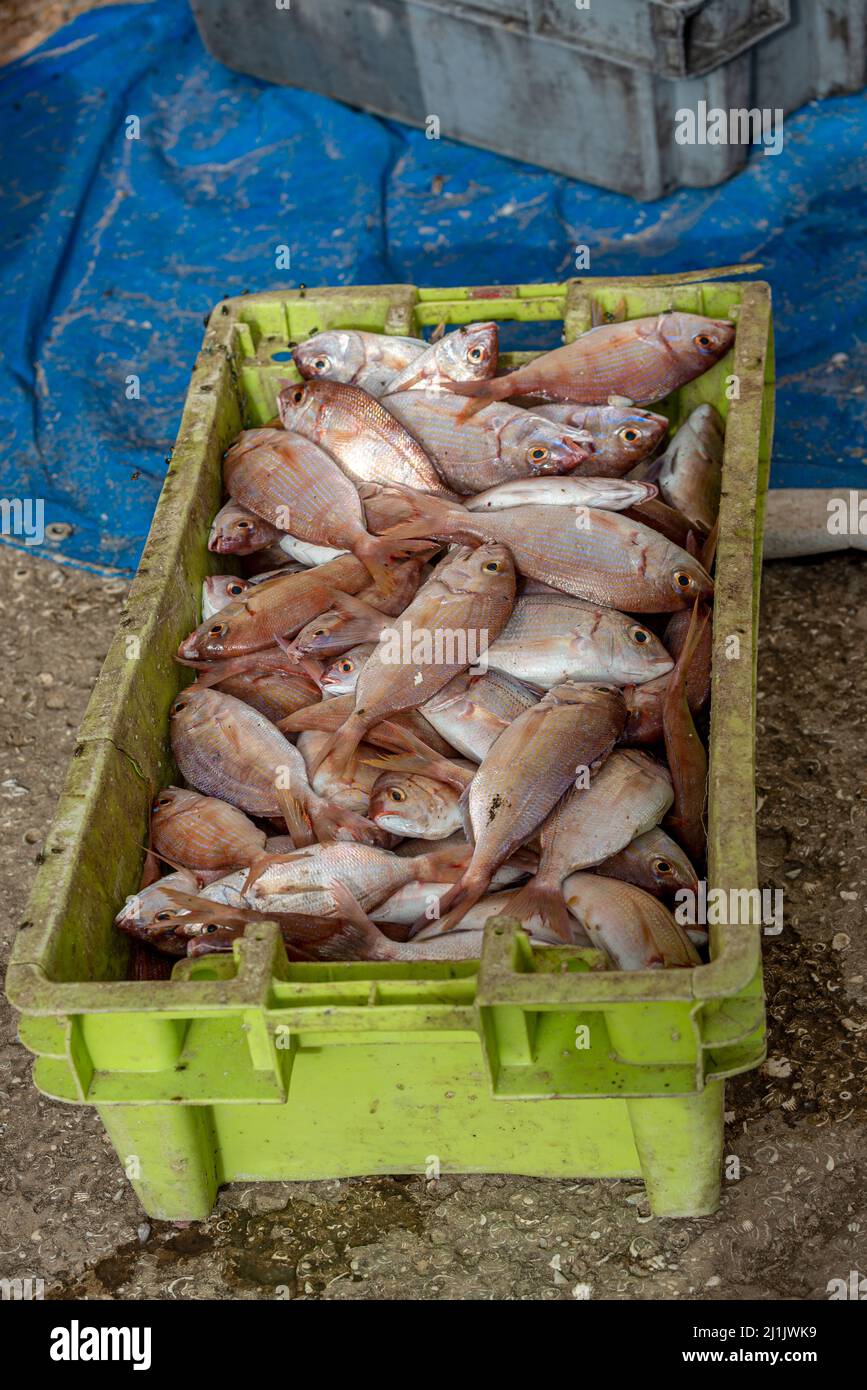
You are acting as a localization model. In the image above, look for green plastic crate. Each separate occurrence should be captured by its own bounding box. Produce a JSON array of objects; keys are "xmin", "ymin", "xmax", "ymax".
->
[{"xmin": 6, "ymin": 276, "xmax": 774, "ymax": 1221}]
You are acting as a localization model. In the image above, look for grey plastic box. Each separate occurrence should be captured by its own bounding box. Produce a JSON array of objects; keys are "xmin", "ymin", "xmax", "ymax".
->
[
  {"xmin": 188, "ymin": 0, "xmax": 866, "ymax": 199},
  {"xmin": 531, "ymin": 0, "xmax": 791, "ymax": 78},
  {"xmin": 753, "ymin": 0, "xmax": 867, "ymax": 108}
]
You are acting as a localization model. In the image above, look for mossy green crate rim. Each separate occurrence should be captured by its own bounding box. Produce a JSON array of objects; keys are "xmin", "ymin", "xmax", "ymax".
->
[{"xmin": 5, "ymin": 274, "xmax": 774, "ymax": 1220}]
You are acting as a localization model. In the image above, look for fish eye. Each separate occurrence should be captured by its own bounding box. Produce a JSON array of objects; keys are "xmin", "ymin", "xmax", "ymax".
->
[
  {"xmin": 205, "ymin": 924, "xmax": 218, "ymax": 933},
  {"xmin": 291, "ymin": 387, "xmax": 305, "ymax": 404},
  {"xmin": 154, "ymin": 910, "xmax": 173, "ymax": 922},
  {"xmin": 339, "ymin": 660, "xmax": 353, "ymax": 673},
  {"xmin": 389, "ymin": 787, "xmax": 408, "ymax": 802},
  {"xmin": 631, "ymin": 627, "xmax": 651, "ymax": 644},
  {"xmin": 528, "ymin": 446, "xmax": 550, "ymax": 462},
  {"xmin": 467, "ymin": 345, "xmax": 486, "ymax": 363},
  {"xmin": 154, "ymin": 795, "xmax": 173, "ymax": 808},
  {"xmin": 312, "ymin": 355, "xmax": 330, "ymax": 371},
  {"xmin": 482, "ymin": 560, "xmax": 501, "ymax": 573},
  {"xmin": 592, "ymin": 685, "xmax": 612, "ymax": 694},
  {"xmin": 618, "ymin": 427, "xmax": 640, "ymax": 443},
  {"xmin": 170, "ymin": 700, "xmax": 188, "ymax": 716},
  {"xmin": 236, "ymin": 520, "xmax": 253, "ymax": 530},
  {"xmin": 208, "ymin": 623, "xmax": 227, "ymax": 636},
  {"xmin": 693, "ymin": 333, "xmax": 713, "ymax": 349},
  {"xmin": 674, "ymin": 570, "xmax": 693, "ymax": 589},
  {"xmin": 227, "ymin": 582, "xmax": 245, "ymax": 595},
  {"xmin": 311, "ymin": 627, "xmax": 328, "ymax": 637},
  {"xmin": 654, "ymin": 859, "xmax": 672, "ymax": 875}
]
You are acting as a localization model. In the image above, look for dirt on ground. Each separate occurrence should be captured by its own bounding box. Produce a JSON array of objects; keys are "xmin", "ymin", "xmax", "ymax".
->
[
  {"xmin": 1, "ymin": 0, "xmax": 149, "ymax": 64},
  {"xmin": 1, "ymin": 542, "xmax": 864, "ymax": 1302}
]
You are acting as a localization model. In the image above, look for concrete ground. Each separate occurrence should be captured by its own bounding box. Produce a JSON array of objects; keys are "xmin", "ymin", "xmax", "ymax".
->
[{"xmin": 1, "ymin": 543, "xmax": 865, "ymax": 1301}]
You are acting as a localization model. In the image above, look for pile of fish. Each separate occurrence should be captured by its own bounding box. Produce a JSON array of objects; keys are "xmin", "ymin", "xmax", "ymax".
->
[{"xmin": 116, "ymin": 310, "xmax": 733, "ymax": 971}]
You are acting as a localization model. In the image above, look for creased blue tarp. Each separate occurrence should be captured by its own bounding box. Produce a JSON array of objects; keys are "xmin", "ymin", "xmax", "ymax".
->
[{"xmin": 1, "ymin": 0, "xmax": 865, "ymax": 573}]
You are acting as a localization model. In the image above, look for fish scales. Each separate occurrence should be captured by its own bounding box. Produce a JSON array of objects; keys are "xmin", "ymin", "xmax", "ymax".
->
[
  {"xmin": 445, "ymin": 313, "xmax": 735, "ymax": 406},
  {"xmin": 379, "ymin": 390, "xmax": 591, "ymax": 492},
  {"xmin": 310, "ymin": 543, "xmax": 516, "ymax": 779},
  {"xmin": 416, "ymin": 685, "xmax": 627, "ymax": 936},
  {"xmin": 382, "ymin": 491, "xmax": 713, "ymax": 612},
  {"xmin": 278, "ymin": 379, "xmax": 451, "ymax": 495}
]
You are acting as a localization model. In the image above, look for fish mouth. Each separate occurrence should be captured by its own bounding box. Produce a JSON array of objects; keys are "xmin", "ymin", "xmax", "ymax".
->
[
  {"xmin": 545, "ymin": 439, "xmax": 592, "ymax": 475},
  {"xmin": 707, "ymin": 321, "xmax": 736, "ymax": 356},
  {"xmin": 652, "ymin": 653, "xmax": 676, "ymax": 675},
  {"xmin": 370, "ymin": 811, "xmax": 413, "ymax": 833},
  {"xmin": 292, "ymin": 353, "xmax": 316, "ymax": 379},
  {"xmin": 644, "ymin": 413, "xmax": 670, "ymax": 442},
  {"xmin": 177, "ymin": 635, "xmax": 201, "ymax": 662},
  {"xmin": 628, "ymin": 657, "xmax": 675, "ymax": 683}
]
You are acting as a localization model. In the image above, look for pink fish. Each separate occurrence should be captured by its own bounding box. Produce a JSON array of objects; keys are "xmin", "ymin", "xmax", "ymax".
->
[{"xmin": 444, "ymin": 312, "xmax": 735, "ymax": 407}]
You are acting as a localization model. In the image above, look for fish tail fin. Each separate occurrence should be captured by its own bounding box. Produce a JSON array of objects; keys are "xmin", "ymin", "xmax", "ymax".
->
[
  {"xmin": 362, "ymin": 748, "xmax": 471, "ymax": 791},
  {"xmin": 384, "ymin": 365, "xmax": 427, "ymax": 393},
  {"xmin": 440, "ymin": 376, "xmax": 509, "ymax": 421},
  {"xmin": 243, "ymin": 846, "xmax": 316, "ymax": 899},
  {"xmin": 317, "ymin": 881, "xmax": 395, "ymax": 960},
  {"xmin": 414, "ymin": 844, "xmax": 472, "ymax": 884},
  {"xmin": 362, "ymin": 750, "xmax": 429, "ymax": 774},
  {"xmin": 385, "ymin": 537, "xmax": 444, "ymax": 561},
  {"xmin": 378, "ymin": 487, "xmax": 463, "ymax": 543},
  {"xmin": 354, "ymin": 533, "xmax": 400, "ymax": 597},
  {"xmin": 378, "ymin": 719, "xmax": 455, "ymax": 765},
  {"xmin": 507, "ymin": 876, "xmax": 575, "ymax": 945},
  {"xmin": 242, "ymin": 851, "xmax": 285, "ymax": 897},
  {"xmin": 307, "ymin": 796, "xmax": 390, "ymax": 847},
  {"xmin": 242, "ymin": 851, "xmax": 280, "ymax": 897},
  {"xmin": 455, "ymin": 394, "xmax": 495, "ymax": 422},
  {"xmin": 277, "ymin": 703, "xmax": 333, "ymax": 734},
  {"xmin": 275, "ymin": 788, "xmax": 316, "ymax": 848},
  {"xmin": 306, "ymin": 712, "xmax": 367, "ymax": 779},
  {"xmin": 441, "ymin": 378, "xmax": 494, "ymax": 397},
  {"xmin": 406, "ymin": 871, "xmax": 488, "ymax": 939},
  {"xmin": 443, "ymin": 376, "xmax": 508, "ymax": 403}
]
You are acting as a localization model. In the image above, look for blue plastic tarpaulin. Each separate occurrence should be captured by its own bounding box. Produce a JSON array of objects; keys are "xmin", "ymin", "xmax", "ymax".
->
[{"xmin": 1, "ymin": 0, "xmax": 865, "ymax": 573}]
